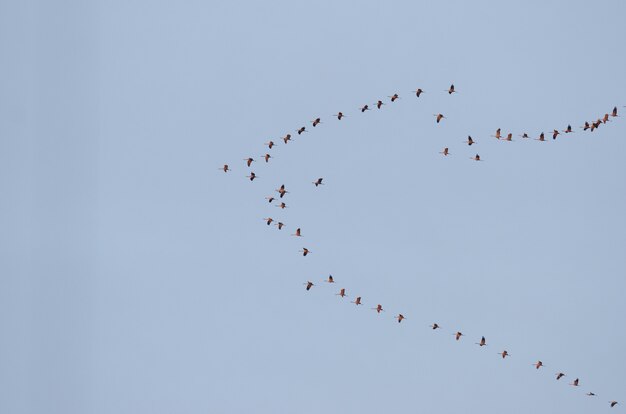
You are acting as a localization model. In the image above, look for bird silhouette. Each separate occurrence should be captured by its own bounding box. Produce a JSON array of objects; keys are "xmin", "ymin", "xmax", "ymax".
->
[
  {"xmin": 454, "ymin": 332, "xmax": 464, "ymax": 341},
  {"xmin": 471, "ymin": 154, "xmax": 481, "ymax": 161},
  {"xmin": 262, "ymin": 153, "xmax": 272, "ymax": 163},
  {"xmin": 396, "ymin": 314, "xmax": 405, "ymax": 323},
  {"xmin": 499, "ymin": 350, "xmax": 509, "ymax": 359},
  {"xmin": 430, "ymin": 323, "xmax": 440, "ymax": 330},
  {"xmin": 556, "ymin": 372, "xmax": 565, "ymax": 380},
  {"xmin": 275, "ymin": 222, "xmax": 285, "ymax": 230},
  {"xmin": 313, "ymin": 178, "xmax": 324, "ymax": 187},
  {"xmin": 351, "ymin": 296, "xmax": 362, "ymax": 305},
  {"xmin": 447, "ymin": 84, "xmax": 456, "ymax": 94},
  {"xmin": 283, "ymin": 134, "xmax": 293, "ymax": 144},
  {"xmin": 389, "ymin": 93, "xmax": 400, "ymax": 102},
  {"xmin": 325, "ymin": 275, "xmax": 334, "ymax": 283},
  {"xmin": 336, "ymin": 288, "xmax": 347, "ymax": 298},
  {"xmin": 434, "ymin": 113, "xmax": 445, "ymax": 123},
  {"xmin": 372, "ymin": 304, "xmax": 384, "ymax": 313},
  {"xmin": 413, "ymin": 88, "xmax": 424, "ymax": 97},
  {"xmin": 220, "ymin": 164, "xmax": 230, "ymax": 172},
  {"xmin": 246, "ymin": 172, "xmax": 257, "ymax": 181},
  {"xmin": 264, "ymin": 141, "xmax": 275, "ymax": 149},
  {"xmin": 533, "ymin": 361, "xmax": 544, "ymax": 369},
  {"xmin": 476, "ymin": 336, "xmax": 487, "ymax": 346},
  {"xmin": 334, "ymin": 112, "xmax": 345, "ymax": 120},
  {"xmin": 360, "ymin": 104, "xmax": 370, "ymax": 112},
  {"xmin": 376, "ymin": 100, "xmax": 385, "ymax": 109},
  {"xmin": 297, "ymin": 126, "xmax": 306, "ymax": 135},
  {"xmin": 312, "ymin": 117, "xmax": 321, "ymax": 127},
  {"xmin": 291, "ymin": 228, "xmax": 302, "ymax": 237},
  {"xmin": 570, "ymin": 378, "xmax": 579, "ymax": 387},
  {"xmin": 440, "ymin": 147, "xmax": 449, "ymax": 156},
  {"xmin": 492, "ymin": 128, "xmax": 502, "ymax": 140},
  {"xmin": 300, "ymin": 248, "xmax": 310, "ymax": 256},
  {"xmin": 304, "ymin": 281, "xmax": 314, "ymax": 291},
  {"xmin": 465, "ymin": 136, "xmax": 475, "ymax": 146},
  {"xmin": 245, "ymin": 157, "xmax": 255, "ymax": 167},
  {"xmin": 264, "ymin": 217, "xmax": 274, "ymax": 225}
]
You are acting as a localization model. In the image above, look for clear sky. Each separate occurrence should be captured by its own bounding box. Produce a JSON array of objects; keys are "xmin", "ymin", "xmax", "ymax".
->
[{"xmin": 2, "ymin": 1, "xmax": 625, "ymax": 413}]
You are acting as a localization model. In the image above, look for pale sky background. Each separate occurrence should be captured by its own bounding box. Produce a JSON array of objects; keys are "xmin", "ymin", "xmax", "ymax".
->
[{"xmin": 1, "ymin": 1, "xmax": 626, "ymax": 413}]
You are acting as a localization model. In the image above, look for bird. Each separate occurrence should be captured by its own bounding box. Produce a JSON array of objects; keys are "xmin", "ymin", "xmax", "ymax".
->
[
  {"xmin": 612, "ymin": 106, "xmax": 618, "ymax": 117},
  {"xmin": 265, "ymin": 196, "xmax": 275, "ymax": 203},
  {"xmin": 447, "ymin": 84, "xmax": 456, "ymax": 94},
  {"xmin": 376, "ymin": 100, "xmax": 384, "ymax": 109},
  {"xmin": 276, "ymin": 202, "xmax": 287, "ymax": 209},
  {"xmin": 434, "ymin": 113, "xmax": 445, "ymax": 123},
  {"xmin": 533, "ymin": 361, "xmax": 544, "ymax": 369},
  {"xmin": 276, "ymin": 184, "xmax": 288, "ymax": 198},
  {"xmin": 570, "ymin": 378, "xmax": 579, "ymax": 387},
  {"xmin": 582, "ymin": 121, "xmax": 591, "ymax": 131},
  {"xmin": 413, "ymin": 88, "xmax": 424, "ymax": 97},
  {"xmin": 220, "ymin": 164, "xmax": 230, "ymax": 172},
  {"xmin": 430, "ymin": 323, "xmax": 440, "ymax": 330},
  {"xmin": 465, "ymin": 136, "xmax": 475, "ymax": 145},
  {"xmin": 334, "ymin": 112, "xmax": 345, "ymax": 120},
  {"xmin": 360, "ymin": 104, "xmax": 370, "ymax": 112},
  {"xmin": 610, "ymin": 401, "xmax": 618, "ymax": 408},
  {"xmin": 264, "ymin": 217, "xmax": 274, "ymax": 225},
  {"xmin": 492, "ymin": 128, "xmax": 502, "ymax": 140},
  {"xmin": 440, "ymin": 147, "xmax": 449, "ymax": 156},
  {"xmin": 283, "ymin": 134, "xmax": 293, "ymax": 144},
  {"xmin": 563, "ymin": 124, "xmax": 574, "ymax": 133},
  {"xmin": 313, "ymin": 178, "xmax": 324, "ymax": 187},
  {"xmin": 586, "ymin": 392, "xmax": 596, "ymax": 397},
  {"xmin": 372, "ymin": 304, "xmax": 384, "ymax": 313},
  {"xmin": 454, "ymin": 331, "xmax": 464, "ymax": 341},
  {"xmin": 351, "ymin": 296, "xmax": 362, "ymax": 305},
  {"xmin": 264, "ymin": 140, "xmax": 275, "ymax": 149},
  {"xmin": 389, "ymin": 93, "xmax": 399, "ymax": 102},
  {"xmin": 297, "ymin": 126, "xmax": 306, "ymax": 135},
  {"xmin": 503, "ymin": 133, "xmax": 513, "ymax": 141},
  {"xmin": 262, "ymin": 153, "xmax": 272, "ymax": 163},
  {"xmin": 520, "ymin": 133, "xmax": 530, "ymax": 139},
  {"xmin": 304, "ymin": 281, "xmax": 314, "ymax": 291},
  {"xmin": 300, "ymin": 248, "xmax": 310, "ymax": 256},
  {"xmin": 246, "ymin": 172, "xmax": 257, "ymax": 181},
  {"xmin": 552, "ymin": 129, "xmax": 560, "ymax": 140},
  {"xmin": 602, "ymin": 113, "xmax": 610, "ymax": 123},
  {"xmin": 471, "ymin": 154, "xmax": 481, "ymax": 161},
  {"xmin": 275, "ymin": 222, "xmax": 285, "ymax": 230},
  {"xmin": 245, "ymin": 157, "xmax": 255, "ymax": 167},
  {"xmin": 325, "ymin": 275, "xmax": 334, "ymax": 283},
  {"xmin": 476, "ymin": 336, "xmax": 487, "ymax": 347},
  {"xmin": 336, "ymin": 288, "xmax": 347, "ymax": 298},
  {"xmin": 499, "ymin": 350, "xmax": 509, "ymax": 359},
  {"xmin": 291, "ymin": 228, "xmax": 302, "ymax": 237},
  {"xmin": 396, "ymin": 314, "xmax": 405, "ymax": 323},
  {"xmin": 312, "ymin": 117, "xmax": 321, "ymax": 127},
  {"xmin": 556, "ymin": 372, "xmax": 565, "ymax": 380},
  {"xmin": 535, "ymin": 132, "xmax": 546, "ymax": 141}
]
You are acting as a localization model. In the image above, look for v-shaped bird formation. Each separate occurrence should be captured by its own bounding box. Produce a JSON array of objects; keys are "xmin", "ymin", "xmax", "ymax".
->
[{"xmin": 221, "ymin": 84, "xmax": 622, "ymax": 408}]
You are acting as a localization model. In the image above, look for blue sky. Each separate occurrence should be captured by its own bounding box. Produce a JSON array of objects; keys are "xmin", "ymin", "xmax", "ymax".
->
[{"xmin": 2, "ymin": 1, "xmax": 625, "ymax": 413}]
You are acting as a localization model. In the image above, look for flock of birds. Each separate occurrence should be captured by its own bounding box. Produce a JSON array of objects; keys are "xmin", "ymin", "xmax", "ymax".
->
[{"xmin": 220, "ymin": 84, "xmax": 622, "ymax": 408}]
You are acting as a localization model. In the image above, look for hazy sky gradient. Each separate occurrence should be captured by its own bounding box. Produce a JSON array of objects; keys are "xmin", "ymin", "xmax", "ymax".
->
[{"xmin": 2, "ymin": 1, "xmax": 625, "ymax": 413}]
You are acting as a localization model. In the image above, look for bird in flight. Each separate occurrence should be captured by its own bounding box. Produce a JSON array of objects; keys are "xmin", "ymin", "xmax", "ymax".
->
[
  {"xmin": 612, "ymin": 106, "xmax": 618, "ymax": 117},
  {"xmin": 563, "ymin": 124, "xmax": 574, "ymax": 133},
  {"xmin": 372, "ymin": 304, "xmax": 384, "ymax": 313},
  {"xmin": 552, "ymin": 129, "xmax": 560, "ymax": 140},
  {"xmin": 334, "ymin": 112, "xmax": 345, "ymax": 120},
  {"xmin": 275, "ymin": 222, "xmax": 285, "ymax": 230},
  {"xmin": 430, "ymin": 323, "xmax": 440, "ymax": 330},
  {"xmin": 304, "ymin": 281, "xmax": 314, "ymax": 291},
  {"xmin": 586, "ymin": 392, "xmax": 596, "ymax": 396},
  {"xmin": 297, "ymin": 126, "xmax": 306, "ymax": 135},
  {"xmin": 570, "ymin": 378, "xmax": 579, "ymax": 387},
  {"xmin": 533, "ymin": 361, "xmax": 544, "ymax": 369},
  {"xmin": 389, "ymin": 93, "xmax": 399, "ymax": 102},
  {"xmin": 376, "ymin": 100, "xmax": 385, "ymax": 109},
  {"xmin": 499, "ymin": 350, "xmax": 509, "ymax": 359},
  {"xmin": 264, "ymin": 217, "xmax": 274, "ymax": 226},
  {"xmin": 556, "ymin": 372, "xmax": 565, "ymax": 380},
  {"xmin": 471, "ymin": 154, "xmax": 481, "ymax": 161},
  {"xmin": 413, "ymin": 88, "xmax": 424, "ymax": 97},
  {"xmin": 454, "ymin": 331, "xmax": 464, "ymax": 341},
  {"xmin": 610, "ymin": 401, "xmax": 618, "ymax": 408},
  {"xmin": 520, "ymin": 133, "xmax": 530, "ymax": 139},
  {"xmin": 282, "ymin": 134, "xmax": 293, "ymax": 144},
  {"xmin": 503, "ymin": 133, "xmax": 513, "ymax": 142},
  {"xmin": 264, "ymin": 140, "xmax": 275, "ymax": 149},
  {"xmin": 313, "ymin": 178, "xmax": 324, "ymax": 187},
  {"xmin": 291, "ymin": 228, "xmax": 302, "ymax": 237},
  {"xmin": 265, "ymin": 196, "xmax": 275, "ymax": 204},
  {"xmin": 220, "ymin": 164, "xmax": 230, "ymax": 172},
  {"xmin": 245, "ymin": 157, "xmax": 255, "ymax": 167},
  {"xmin": 440, "ymin": 147, "xmax": 449, "ymax": 156},
  {"xmin": 476, "ymin": 336, "xmax": 487, "ymax": 347},
  {"xmin": 262, "ymin": 153, "xmax": 272, "ymax": 163},
  {"xmin": 312, "ymin": 117, "xmax": 321, "ymax": 127},
  {"xmin": 465, "ymin": 136, "xmax": 475, "ymax": 146},
  {"xmin": 492, "ymin": 128, "xmax": 502, "ymax": 140},
  {"xmin": 276, "ymin": 202, "xmax": 287, "ymax": 209},
  {"xmin": 360, "ymin": 104, "xmax": 370, "ymax": 113},
  {"xmin": 434, "ymin": 113, "xmax": 445, "ymax": 123},
  {"xmin": 276, "ymin": 184, "xmax": 288, "ymax": 198},
  {"xmin": 246, "ymin": 172, "xmax": 257, "ymax": 181},
  {"xmin": 336, "ymin": 288, "xmax": 347, "ymax": 298},
  {"xmin": 300, "ymin": 248, "xmax": 310, "ymax": 256},
  {"xmin": 396, "ymin": 314, "xmax": 405, "ymax": 323},
  {"xmin": 447, "ymin": 84, "xmax": 456, "ymax": 94},
  {"xmin": 351, "ymin": 296, "xmax": 362, "ymax": 305},
  {"xmin": 325, "ymin": 275, "xmax": 334, "ymax": 283},
  {"xmin": 535, "ymin": 132, "xmax": 546, "ymax": 141}
]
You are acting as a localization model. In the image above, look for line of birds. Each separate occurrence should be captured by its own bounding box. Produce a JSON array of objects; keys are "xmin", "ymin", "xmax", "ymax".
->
[
  {"xmin": 303, "ymin": 275, "xmax": 619, "ymax": 408},
  {"xmin": 220, "ymin": 83, "xmax": 623, "ymax": 408}
]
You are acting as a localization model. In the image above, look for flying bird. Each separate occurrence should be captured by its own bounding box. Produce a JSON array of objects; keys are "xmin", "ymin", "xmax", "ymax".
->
[
  {"xmin": 533, "ymin": 361, "xmax": 544, "ymax": 369},
  {"xmin": 312, "ymin": 117, "xmax": 321, "ymax": 127},
  {"xmin": 334, "ymin": 112, "xmax": 345, "ymax": 120},
  {"xmin": 454, "ymin": 332, "xmax": 464, "ymax": 341},
  {"xmin": 582, "ymin": 121, "xmax": 590, "ymax": 131},
  {"xmin": 304, "ymin": 281, "xmax": 314, "ymax": 291},
  {"xmin": 556, "ymin": 372, "xmax": 565, "ymax": 380},
  {"xmin": 492, "ymin": 128, "xmax": 502, "ymax": 140},
  {"xmin": 447, "ymin": 84, "xmax": 456, "ymax": 94},
  {"xmin": 371, "ymin": 304, "xmax": 384, "ymax": 313},
  {"xmin": 220, "ymin": 164, "xmax": 230, "ymax": 172},
  {"xmin": 313, "ymin": 178, "xmax": 324, "ymax": 187},
  {"xmin": 325, "ymin": 275, "xmax": 334, "ymax": 283},
  {"xmin": 264, "ymin": 217, "xmax": 274, "ymax": 225},
  {"xmin": 265, "ymin": 196, "xmax": 275, "ymax": 203},
  {"xmin": 245, "ymin": 157, "xmax": 255, "ymax": 167},
  {"xmin": 396, "ymin": 314, "xmax": 405, "ymax": 323},
  {"xmin": 413, "ymin": 88, "xmax": 424, "ymax": 97},
  {"xmin": 283, "ymin": 134, "xmax": 293, "ymax": 144},
  {"xmin": 499, "ymin": 350, "xmax": 509, "ymax": 359},
  {"xmin": 336, "ymin": 288, "xmax": 347, "ymax": 298},
  {"xmin": 246, "ymin": 172, "xmax": 257, "ymax": 181},
  {"xmin": 552, "ymin": 129, "xmax": 560, "ymax": 140},
  {"xmin": 612, "ymin": 106, "xmax": 618, "ymax": 117},
  {"xmin": 376, "ymin": 100, "xmax": 384, "ymax": 109},
  {"xmin": 570, "ymin": 378, "xmax": 579, "ymax": 387},
  {"xmin": 360, "ymin": 104, "xmax": 370, "ymax": 112},
  {"xmin": 291, "ymin": 228, "xmax": 302, "ymax": 237},
  {"xmin": 503, "ymin": 133, "xmax": 513, "ymax": 141},
  {"xmin": 465, "ymin": 136, "xmax": 475, "ymax": 145},
  {"xmin": 434, "ymin": 113, "xmax": 445, "ymax": 123},
  {"xmin": 563, "ymin": 124, "xmax": 574, "ymax": 133},
  {"xmin": 264, "ymin": 140, "xmax": 275, "ymax": 149},
  {"xmin": 351, "ymin": 296, "xmax": 362, "ymax": 305},
  {"xmin": 300, "ymin": 248, "xmax": 310, "ymax": 256},
  {"xmin": 471, "ymin": 154, "xmax": 481, "ymax": 161},
  {"xmin": 520, "ymin": 133, "xmax": 530, "ymax": 139},
  {"xmin": 276, "ymin": 184, "xmax": 288, "ymax": 198},
  {"xmin": 276, "ymin": 202, "xmax": 287, "ymax": 209},
  {"xmin": 586, "ymin": 392, "xmax": 596, "ymax": 396},
  {"xmin": 275, "ymin": 222, "xmax": 285, "ymax": 230},
  {"xmin": 430, "ymin": 323, "xmax": 440, "ymax": 330},
  {"xmin": 535, "ymin": 132, "xmax": 546, "ymax": 141},
  {"xmin": 262, "ymin": 153, "xmax": 272, "ymax": 163},
  {"xmin": 602, "ymin": 113, "xmax": 610, "ymax": 123},
  {"xmin": 476, "ymin": 336, "xmax": 487, "ymax": 347},
  {"xmin": 389, "ymin": 93, "xmax": 399, "ymax": 102},
  {"xmin": 297, "ymin": 126, "xmax": 306, "ymax": 135},
  {"xmin": 440, "ymin": 147, "xmax": 449, "ymax": 156},
  {"xmin": 610, "ymin": 401, "xmax": 618, "ymax": 408}
]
